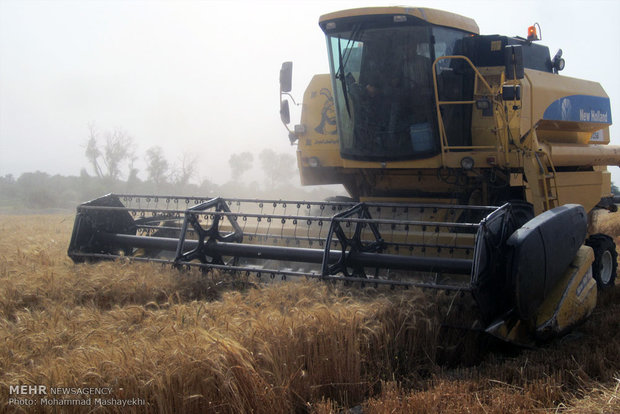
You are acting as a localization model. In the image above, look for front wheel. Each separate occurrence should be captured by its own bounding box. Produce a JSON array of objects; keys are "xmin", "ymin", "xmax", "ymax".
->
[{"xmin": 585, "ymin": 234, "xmax": 617, "ymax": 289}]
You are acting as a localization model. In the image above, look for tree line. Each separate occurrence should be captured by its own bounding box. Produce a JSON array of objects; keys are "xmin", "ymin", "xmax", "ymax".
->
[{"xmin": 0, "ymin": 125, "xmax": 334, "ymax": 211}]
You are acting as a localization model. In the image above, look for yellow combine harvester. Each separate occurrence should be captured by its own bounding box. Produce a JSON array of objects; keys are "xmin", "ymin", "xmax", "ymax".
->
[{"xmin": 70, "ymin": 7, "xmax": 619, "ymax": 345}]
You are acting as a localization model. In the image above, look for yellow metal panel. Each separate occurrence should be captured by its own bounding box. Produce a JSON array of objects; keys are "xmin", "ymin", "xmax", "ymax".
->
[
  {"xmin": 588, "ymin": 126, "xmax": 610, "ymax": 145},
  {"xmin": 524, "ymin": 69, "xmax": 610, "ymax": 143},
  {"xmin": 535, "ymin": 245, "xmax": 596, "ymax": 337},
  {"xmin": 555, "ymin": 171, "xmax": 604, "ymax": 212},
  {"xmin": 341, "ymin": 156, "xmax": 443, "ymax": 169},
  {"xmin": 340, "ymin": 152, "xmax": 512, "ymax": 170},
  {"xmin": 509, "ymin": 173, "xmax": 524, "ymax": 186},
  {"xmin": 601, "ymin": 169, "xmax": 612, "ymax": 198},
  {"xmin": 297, "ymin": 74, "xmax": 342, "ymax": 168},
  {"xmin": 471, "ymin": 109, "xmax": 497, "ymax": 147},
  {"xmin": 487, "ymin": 245, "xmax": 596, "ymax": 344},
  {"xmin": 519, "ymin": 75, "xmax": 532, "ymax": 138},
  {"xmin": 524, "ymin": 169, "xmax": 607, "ymax": 215}
]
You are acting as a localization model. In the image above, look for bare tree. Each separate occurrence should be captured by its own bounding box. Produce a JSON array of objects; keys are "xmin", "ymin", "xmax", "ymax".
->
[
  {"xmin": 84, "ymin": 124, "xmax": 134, "ymax": 179},
  {"xmin": 145, "ymin": 146, "xmax": 169, "ymax": 186},
  {"xmin": 259, "ymin": 149, "xmax": 295, "ymax": 189},
  {"xmin": 102, "ymin": 129, "xmax": 134, "ymax": 180},
  {"xmin": 229, "ymin": 152, "xmax": 254, "ymax": 181},
  {"xmin": 173, "ymin": 152, "xmax": 198, "ymax": 185},
  {"xmin": 85, "ymin": 123, "xmax": 103, "ymax": 177}
]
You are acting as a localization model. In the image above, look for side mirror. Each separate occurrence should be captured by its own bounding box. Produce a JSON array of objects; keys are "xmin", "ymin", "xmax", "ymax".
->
[
  {"xmin": 280, "ymin": 100, "xmax": 290, "ymax": 125},
  {"xmin": 280, "ymin": 61, "xmax": 293, "ymax": 93},
  {"xmin": 504, "ymin": 45, "xmax": 524, "ymax": 80}
]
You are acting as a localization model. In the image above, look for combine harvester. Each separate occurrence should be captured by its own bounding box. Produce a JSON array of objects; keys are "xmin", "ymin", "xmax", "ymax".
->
[{"xmin": 69, "ymin": 7, "xmax": 620, "ymax": 344}]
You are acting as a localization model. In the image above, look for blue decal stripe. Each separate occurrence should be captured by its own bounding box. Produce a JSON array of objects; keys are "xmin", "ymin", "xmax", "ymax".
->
[{"xmin": 543, "ymin": 95, "xmax": 612, "ymax": 124}]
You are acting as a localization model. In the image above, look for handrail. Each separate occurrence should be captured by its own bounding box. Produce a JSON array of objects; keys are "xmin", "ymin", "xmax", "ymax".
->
[{"xmin": 431, "ymin": 55, "xmax": 502, "ymax": 163}]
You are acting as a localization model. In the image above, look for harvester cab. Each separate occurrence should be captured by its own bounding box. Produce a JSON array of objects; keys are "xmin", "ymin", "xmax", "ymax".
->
[{"xmin": 70, "ymin": 7, "xmax": 619, "ymax": 346}]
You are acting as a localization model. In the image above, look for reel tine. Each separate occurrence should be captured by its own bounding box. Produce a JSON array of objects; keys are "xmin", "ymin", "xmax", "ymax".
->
[{"xmin": 67, "ymin": 194, "xmax": 499, "ymax": 295}]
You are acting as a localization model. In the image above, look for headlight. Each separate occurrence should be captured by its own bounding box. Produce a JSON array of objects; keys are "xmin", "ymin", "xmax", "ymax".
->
[{"xmin": 460, "ymin": 157, "xmax": 474, "ymax": 170}]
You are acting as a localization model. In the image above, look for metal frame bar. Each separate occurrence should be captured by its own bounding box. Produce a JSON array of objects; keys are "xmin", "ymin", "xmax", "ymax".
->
[{"xmin": 68, "ymin": 194, "xmax": 511, "ymax": 293}]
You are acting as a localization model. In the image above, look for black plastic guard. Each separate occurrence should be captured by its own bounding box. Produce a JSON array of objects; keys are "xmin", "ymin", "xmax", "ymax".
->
[
  {"xmin": 506, "ymin": 204, "xmax": 587, "ymax": 320},
  {"xmin": 471, "ymin": 202, "xmax": 533, "ymax": 323},
  {"xmin": 67, "ymin": 194, "xmax": 137, "ymax": 262}
]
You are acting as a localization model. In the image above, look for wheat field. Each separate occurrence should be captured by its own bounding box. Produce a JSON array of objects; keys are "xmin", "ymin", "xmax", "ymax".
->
[{"xmin": 0, "ymin": 214, "xmax": 618, "ymax": 413}]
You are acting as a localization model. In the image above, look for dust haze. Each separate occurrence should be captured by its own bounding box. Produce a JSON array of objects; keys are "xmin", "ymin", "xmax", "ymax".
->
[{"xmin": 1, "ymin": 0, "xmax": 619, "ymax": 192}]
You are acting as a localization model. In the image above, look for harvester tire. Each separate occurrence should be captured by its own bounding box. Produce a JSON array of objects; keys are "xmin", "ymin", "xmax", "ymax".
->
[{"xmin": 585, "ymin": 234, "xmax": 617, "ymax": 290}]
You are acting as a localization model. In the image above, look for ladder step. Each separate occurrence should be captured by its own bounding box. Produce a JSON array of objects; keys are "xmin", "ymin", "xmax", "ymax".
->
[{"xmin": 545, "ymin": 174, "xmax": 555, "ymax": 179}]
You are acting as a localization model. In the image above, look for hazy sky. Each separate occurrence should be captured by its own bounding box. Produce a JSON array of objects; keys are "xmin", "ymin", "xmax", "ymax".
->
[{"xmin": 1, "ymin": 0, "xmax": 619, "ymax": 186}]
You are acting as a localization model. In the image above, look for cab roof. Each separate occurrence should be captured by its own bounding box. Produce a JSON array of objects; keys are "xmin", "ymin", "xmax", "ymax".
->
[{"xmin": 319, "ymin": 7, "xmax": 479, "ymax": 35}]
